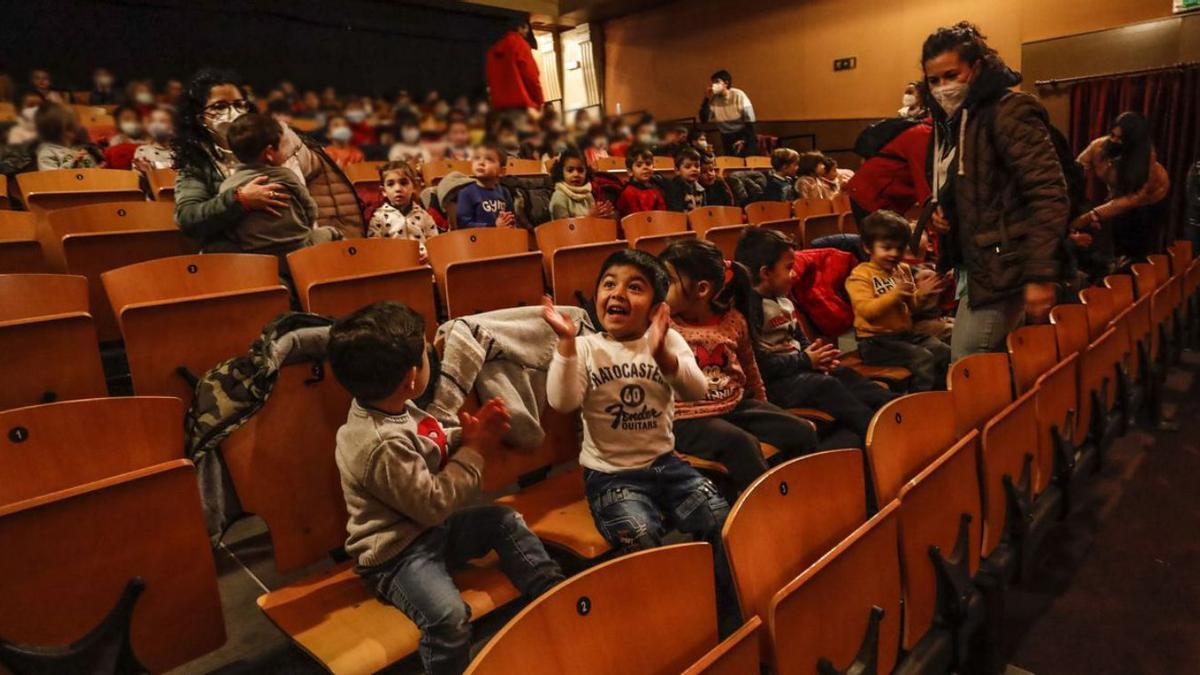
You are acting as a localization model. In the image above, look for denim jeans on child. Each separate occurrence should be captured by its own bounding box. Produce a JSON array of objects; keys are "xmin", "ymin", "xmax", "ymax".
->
[
  {"xmin": 583, "ymin": 453, "xmax": 741, "ymax": 631},
  {"xmin": 357, "ymin": 505, "xmax": 563, "ymax": 675}
]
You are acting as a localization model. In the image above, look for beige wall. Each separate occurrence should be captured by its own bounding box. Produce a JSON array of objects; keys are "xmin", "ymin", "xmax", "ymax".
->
[{"xmin": 603, "ymin": 0, "xmax": 1173, "ymax": 121}]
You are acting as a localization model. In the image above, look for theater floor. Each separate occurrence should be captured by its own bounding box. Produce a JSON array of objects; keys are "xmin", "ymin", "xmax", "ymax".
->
[{"xmin": 169, "ymin": 355, "xmax": 1200, "ymax": 675}]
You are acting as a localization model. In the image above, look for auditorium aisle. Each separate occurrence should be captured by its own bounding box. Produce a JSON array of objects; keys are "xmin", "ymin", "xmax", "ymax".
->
[{"xmin": 1007, "ymin": 353, "xmax": 1200, "ymax": 675}]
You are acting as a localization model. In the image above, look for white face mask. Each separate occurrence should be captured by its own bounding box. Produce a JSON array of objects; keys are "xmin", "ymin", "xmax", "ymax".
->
[
  {"xmin": 330, "ymin": 126, "xmax": 353, "ymax": 143},
  {"xmin": 696, "ymin": 138, "xmax": 709, "ymax": 151},
  {"xmin": 901, "ymin": 94, "xmax": 917, "ymax": 109},
  {"xmin": 119, "ymin": 120, "xmax": 143, "ymax": 137},
  {"xmin": 345, "ymin": 110, "xmax": 366, "ymax": 124},
  {"xmin": 402, "ymin": 128, "xmax": 421, "ymax": 144},
  {"xmin": 206, "ymin": 108, "xmax": 245, "ymax": 144},
  {"xmin": 931, "ymin": 80, "xmax": 969, "ymax": 117},
  {"xmin": 147, "ymin": 121, "xmax": 173, "ymax": 142}
]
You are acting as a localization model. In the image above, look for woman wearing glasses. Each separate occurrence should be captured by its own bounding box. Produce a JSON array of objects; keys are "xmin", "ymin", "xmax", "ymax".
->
[{"xmin": 174, "ymin": 69, "xmax": 364, "ymax": 251}]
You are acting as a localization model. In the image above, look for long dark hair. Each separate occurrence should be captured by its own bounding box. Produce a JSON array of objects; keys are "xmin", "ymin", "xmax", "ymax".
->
[
  {"xmin": 660, "ymin": 239, "xmax": 757, "ymax": 339},
  {"xmin": 1109, "ymin": 111, "xmax": 1152, "ymax": 196},
  {"xmin": 173, "ymin": 68, "xmax": 245, "ymax": 173}
]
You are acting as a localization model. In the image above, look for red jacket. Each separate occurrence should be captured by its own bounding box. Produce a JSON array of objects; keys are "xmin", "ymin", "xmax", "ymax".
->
[
  {"xmin": 789, "ymin": 247, "xmax": 856, "ymax": 338},
  {"xmin": 616, "ymin": 182, "xmax": 666, "ymax": 220},
  {"xmin": 487, "ymin": 31, "xmax": 544, "ymax": 111},
  {"xmin": 845, "ymin": 121, "xmax": 932, "ymax": 215}
]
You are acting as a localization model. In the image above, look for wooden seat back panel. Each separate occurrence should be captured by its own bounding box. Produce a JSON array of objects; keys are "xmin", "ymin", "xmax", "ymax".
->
[
  {"xmin": 745, "ymin": 201, "xmax": 791, "ymax": 225},
  {"xmin": 621, "ymin": 211, "xmax": 687, "ymax": 242},
  {"xmin": 289, "ymin": 238, "xmax": 422, "ymax": 307},
  {"xmin": 427, "ymin": 228, "xmax": 530, "ymax": 278},
  {"xmin": 551, "ymin": 241, "xmax": 628, "ymax": 307},
  {"xmin": 103, "ymin": 253, "xmax": 281, "ymax": 315},
  {"xmin": 0, "ymin": 273, "xmax": 88, "ymax": 321},
  {"xmin": 0, "ymin": 397, "xmax": 183, "ymax": 506},
  {"xmin": 704, "ymin": 225, "xmax": 748, "ymax": 260},
  {"xmin": 0, "ymin": 211, "xmax": 46, "ymax": 273},
  {"xmin": 758, "ymin": 218, "xmax": 801, "ymax": 243},
  {"xmin": 344, "ymin": 161, "xmax": 387, "ymax": 186},
  {"xmin": 792, "ymin": 198, "xmax": 835, "ymax": 221},
  {"xmin": 681, "ymin": 616, "xmax": 762, "ymax": 675},
  {"xmin": 948, "ymin": 352, "xmax": 1013, "ymax": 437},
  {"xmin": 723, "ymin": 450, "xmax": 867, "ymax": 663},
  {"xmin": 769, "ymin": 502, "xmax": 901, "ymax": 675},
  {"xmin": 865, "ymin": 391, "xmax": 957, "ymax": 504},
  {"xmin": 896, "ymin": 432, "xmax": 982, "ymax": 650},
  {"xmin": 688, "ymin": 206, "xmax": 744, "ymax": 237},
  {"xmin": 1033, "ymin": 354, "xmax": 1079, "ymax": 495},
  {"xmin": 0, "ymin": 313, "xmax": 107, "ymax": 413},
  {"xmin": 0, "ymin": 461, "xmax": 225, "ymax": 672},
  {"xmin": 1080, "ymin": 286, "xmax": 1117, "ymax": 340},
  {"xmin": 1050, "ymin": 304, "xmax": 1090, "ymax": 360},
  {"xmin": 801, "ymin": 214, "xmax": 841, "ymax": 248},
  {"xmin": 308, "ymin": 267, "xmax": 437, "ymax": 338},
  {"xmin": 980, "ymin": 389, "xmax": 1038, "ymax": 557},
  {"xmin": 465, "ymin": 543, "xmax": 717, "ymax": 675},
  {"xmin": 535, "ymin": 217, "xmax": 619, "ymax": 275},
  {"xmin": 1006, "ymin": 324, "xmax": 1059, "ymax": 396},
  {"xmin": 17, "ymin": 169, "xmax": 144, "ymax": 214},
  {"xmin": 443, "ymin": 252, "xmax": 545, "ymax": 319},
  {"xmin": 1104, "ymin": 274, "xmax": 1135, "ymax": 310},
  {"xmin": 633, "ymin": 230, "xmax": 696, "ymax": 257}
]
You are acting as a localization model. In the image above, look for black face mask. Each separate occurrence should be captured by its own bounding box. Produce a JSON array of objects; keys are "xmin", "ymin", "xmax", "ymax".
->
[{"xmin": 1103, "ymin": 139, "xmax": 1124, "ymax": 158}]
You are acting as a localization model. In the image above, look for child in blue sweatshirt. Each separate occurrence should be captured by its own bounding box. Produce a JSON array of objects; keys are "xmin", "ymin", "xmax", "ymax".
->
[{"xmin": 456, "ymin": 141, "xmax": 516, "ymax": 228}]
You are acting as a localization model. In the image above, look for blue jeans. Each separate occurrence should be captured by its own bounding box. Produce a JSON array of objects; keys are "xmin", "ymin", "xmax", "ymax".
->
[
  {"xmin": 357, "ymin": 505, "xmax": 563, "ymax": 675},
  {"xmin": 583, "ymin": 453, "xmax": 741, "ymax": 630}
]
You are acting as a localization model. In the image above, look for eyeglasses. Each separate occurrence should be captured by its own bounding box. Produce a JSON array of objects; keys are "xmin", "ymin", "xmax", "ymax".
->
[{"xmin": 204, "ymin": 100, "xmax": 250, "ymax": 116}]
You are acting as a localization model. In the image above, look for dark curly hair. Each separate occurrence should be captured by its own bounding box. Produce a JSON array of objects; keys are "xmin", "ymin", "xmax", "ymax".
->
[
  {"xmin": 920, "ymin": 21, "xmax": 999, "ymax": 70},
  {"xmin": 173, "ymin": 68, "xmax": 246, "ymax": 173}
]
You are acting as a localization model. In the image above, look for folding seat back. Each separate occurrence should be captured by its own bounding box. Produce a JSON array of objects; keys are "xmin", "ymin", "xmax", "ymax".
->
[
  {"xmin": 426, "ymin": 228, "xmax": 544, "ymax": 318},
  {"xmin": 704, "ymin": 224, "xmax": 749, "ymax": 260},
  {"xmin": 722, "ymin": 450, "xmax": 868, "ymax": 663},
  {"xmin": 41, "ymin": 201, "xmax": 193, "ymax": 341},
  {"xmin": 1104, "ymin": 274, "xmax": 1135, "ymax": 309},
  {"xmin": 769, "ymin": 502, "xmax": 901, "ymax": 675},
  {"xmin": 466, "ymin": 543, "xmax": 718, "ymax": 675},
  {"xmin": 423, "ymin": 158, "xmax": 473, "ymax": 185},
  {"xmin": 758, "ymin": 217, "xmax": 802, "ymax": 244},
  {"xmin": 652, "ymin": 156, "xmax": 675, "ymax": 172},
  {"xmin": 896, "ymin": 431, "xmax": 982, "ymax": 651},
  {"xmin": 0, "ymin": 274, "xmax": 107, "ymax": 411},
  {"xmin": 979, "ymin": 389, "xmax": 1038, "ymax": 557},
  {"xmin": 344, "ymin": 161, "xmax": 387, "ymax": 188},
  {"xmin": 0, "ymin": 459, "xmax": 225, "ymax": 672},
  {"xmin": 832, "ymin": 193, "xmax": 852, "ymax": 213},
  {"xmin": 865, "ymin": 391, "xmax": 957, "ymax": 504},
  {"xmin": 534, "ymin": 216, "xmax": 621, "ymax": 296},
  {"xmin": 681, "ymin": 617, "xmax": 763, "ymax": 675},
  {"xmin": 839, "ymin": 210, "xmax": 859, "ymax": 234},
  {"xmin": 792, "ymin": 198, "xmax": 835, "ymax": 221},
  {"xmin": 1079, "ymin": 327, "xmax": 1123, "ymax": 438},
  {"xmin": 622, "ymin": 211, "xmax": 693, "ymax": 255},
  {"xmin": 688, "ymin": 206, "xmax": 744, "ymax": 237},
  {"xmin": 745, "ymin": 201, "xmax": 791, "ymax": 225},
  {"xmin": 801, "ymin": 213, "xmax": 841, "ymax": 248},
  {"xmin": 713, "ymin": 156, "xmax": 745, "ymax": 172},
  {"xmin": 745, "ymin": 156, "xmax": 771, "ymax": 169},
  {"xmin": 102, "ymin": 254, "xmax": 290, "ymax": 404},
  {"xmin": 16, "ymin": 168, "xmax": 144, "ymax": 213},
  {"xmin": 948, "ymin": 352, "xmax": 1013, "ymax": 437},
  {"xmin": 595, "ymin": 156, "xmax": 626, "ymax": 173},
  {"xmin": 0, "ymin": 211, "xmax": 47, "ymax": 274},
  {"xmin": 1080, "ymin": 286, "xmax": 1117, "ymax": 340},
  {"xmin": 1033, "ymin": 354, "xmax": 1079, "ymax": 495},
  {"xmin": 1168, "ymin": 240, "xmax": 1193, "ymax": 276},
  {"xmin": 0, "ymin": 397, "xmax": 183, "ymax": 507},
  {"xmin": 146, "ymin": 168, "xmax": 176, "ymax": 202},
  {"xmin": 286, "ymin": 239, "xmax": 435, "ymax": 335},
  {"xmin": 1131, "ymin": 263, "xmax": 1158, "ymax": 298},
  {"xmin": 1050, "ymin": 304, "xmax": 1089, "ymax": 359},
  {"xmin": 505, "ymin": 157, "xmax": 545, "ymax": 176},
  {"xmin": 1146, "ymin": 254, "xmax": 1171, "ymax": 286}
]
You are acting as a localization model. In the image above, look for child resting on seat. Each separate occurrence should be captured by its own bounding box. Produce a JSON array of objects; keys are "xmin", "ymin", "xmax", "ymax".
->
[
  {"xmin": 846, "ymin": 210, "xmax": 949, "ymax": 391},
  {"xmin": 614, "ymin": 143, "xmax": 665, "ymax": 219},
  {"xmin": 329, "ymin": 301, "xmax": 563, "ymax": 675},
  {"xmin": 456, "ymin": 140, "xmax": 516, "ymax": 228},
  {"xmin": 368, "ymin": 161, "xmax": 438, "ymax": 262},
  {"xmin": 659, "ymin": 238, "xmax": 818, "ymax": 491},
  {"xmin": 734, "ymin": 227, "xmax": 896, "ymax": 446},
  {"xmin": 542, "ymin": 249, "xmax": 741, "ymax": 632}
]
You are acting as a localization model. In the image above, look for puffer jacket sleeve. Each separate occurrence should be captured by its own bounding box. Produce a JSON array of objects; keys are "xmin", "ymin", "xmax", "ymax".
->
[
  {"xmin": 174, "ymin": 165, "xmax": 244, "ymax": 240},
  {"xmin": 992, "ymin": 94, "xmax": 1069, "ymax": 283}
]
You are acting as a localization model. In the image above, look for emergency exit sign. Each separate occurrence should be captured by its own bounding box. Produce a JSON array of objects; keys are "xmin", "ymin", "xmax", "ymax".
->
[{"xmin": 834, "ymin": 57, "xmax": 857, "ymax": 71}]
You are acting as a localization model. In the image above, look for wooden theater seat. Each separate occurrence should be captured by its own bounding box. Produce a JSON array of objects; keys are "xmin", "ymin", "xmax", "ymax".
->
[
  {"xmin": 534, "ymin": 217, "xmax": 624, "ymax": 306},
  {"xmin": 286, "ymin": 239, "xmax": 435, "ymax": 335},
  {"xmin": 595, "ymin": 156, "xmax": 626, "ymax": 174},
  {"xmin": 769, "ymin": 501, "xmax": 902, "ymax": 675},
  {"xmin": 681, "ymin": 617, "xmax": 763, "ymax": 675},
  {"xmin": 745, "ymin": 201, "xmax": 791, "ymax": 225},
  {"xmin": 979, "ymin": 389, "xmax": 1038, "ymax": 559},
  {"xmin": 1006, "ymin": 324, "xmax": 1059, "ymax": 395},
  {"xmin": 465, "ymin": 543, "xmax": 721, "ymax": 674},
  {"xmin": 0, "ymin": 460, "xmax": 225, "ymax": 672},
  {"xmin": 800, "ymin": 213, "xmax": 841, "ymax": 248},
  {"xmin": 505, "ymin": 157, "xmax": 546, "ymax": 176},
  {"xmin": 0, "ymin": 211, "xmax": 47, "ymax": 273},
  {"xmin": 0, "ymin": 274, "xmax": 106, "ymax": 411},
  {"xmin": 723, "ymin": 450, "xmax": 868, "ymax": 665},
  {"xmin": 102, "ymin": 254, "xmax": 290, "ymax": 404},
  {"xmin": 343, "ymin": 161, "xmax": 387, "ymax": 188},
  {"xmin": 703, "ymin": 224, "xmax": 749, "ymax": 260},
  {"xmin": 1033, "ymin": 353, "xmax": 1084, "ymax": 502},
  {"xmin": 146, "ymin": 168, "xmax": 177, "ymax": 202},
  {"xmin": 0, "ymin": 397, "xmax": 183, "ymax": 507},
  {"xmin": 948, "ymin": 352, "xmax": 1013, "ymax": 437},
  {"xmin": 744, "ymin": 156, "xmax": 771, "ymax": 170},
  {"xmin": 839, "ymin": 211, "xmax": 859, "ymax": 235},
  {"xmin": 1080, "ymin": 287, "xmax": 1118, "ymax": 340},
  {"xmin": 41, "ymin": 201, "xmax": 193, "ymax": 341},
  {"xmin": 1131, "ymin": 262, "xmax": 1159, "ymax": 298},
  {"xmin": 757, "ymin": 218, "xmax": 802, "ymax": 243},
  {"xmin": 895, "ymin": 431, "xmax": 982, "ymax": 666},
  {"xmin": 713, "ymin": 156, "xmax": 745, "ymax": 173},
  {"xmin": 1050, "ymin": 304, "xmax": 1090, "ymax": 360},
  {"xmin": 688, "ymin": 206, "xmax": 745, "ymax": 238},
  {"xmin": 16, "ymin": 168, "xmax": 144, "ymax": 213},
  {"xmin": 426, "ymin": 228, "xmax": 544, "ymax": 319},
  {"xmin": 865, "ymin": 391, "xmax": 958, "ymax": 504},
  {"xmin": 792, "ymin": 198, "xmax": 835, "ymax": 221},
  {"xmin": 423, "ymin": 158, "xmax": 473, "ymax": 185},
  {"xmin": 621, "ymin": 210, "xmax": 692, "ymax": 256},
  {"xmin": 1104, "ymin": 274, "xmax": 1135, "ymax": 310}
]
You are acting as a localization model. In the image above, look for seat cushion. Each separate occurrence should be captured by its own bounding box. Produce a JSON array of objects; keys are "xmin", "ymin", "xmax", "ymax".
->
[{"xmin": 496, "ymin": 466, "xmax": 610, "ymax": 560}]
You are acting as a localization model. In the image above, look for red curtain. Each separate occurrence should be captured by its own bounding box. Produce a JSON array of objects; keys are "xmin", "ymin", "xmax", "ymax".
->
[{"xmin": 1067, "ymin": 64, "xmax": 1200, "ymax": 242}]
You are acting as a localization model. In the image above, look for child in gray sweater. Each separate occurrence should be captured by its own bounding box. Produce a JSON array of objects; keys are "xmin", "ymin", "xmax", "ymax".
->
[{"xmin": 328, "ymin": 301, "xmax": 563, "ymax": 675}]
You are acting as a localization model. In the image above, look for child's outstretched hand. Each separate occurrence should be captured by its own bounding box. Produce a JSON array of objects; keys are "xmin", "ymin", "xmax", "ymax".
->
[
  {"xmin": 542, "ymin": 296, "xmax": 577, "ymax": 357},
  {"xmin": 647, "ymin": 303, "xmax": 679, "ymax": 374},
  {"xmin": 459, "ymin": 397, "xmax": 511, "ymax": 454},
  {"xmin": 804, "ymin": 338, "xmax": 841, "ymax": 373}
]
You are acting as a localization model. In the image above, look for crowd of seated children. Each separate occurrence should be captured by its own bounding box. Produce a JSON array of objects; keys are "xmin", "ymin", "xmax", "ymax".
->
[
  {"xmin": 219, "ymin": 113, "xmax": 341, "ymax": 261},
  {"xmin": 548, "ymin": 145, "xmax": 614, "ymax": 220},
  {"xmin": 456, "ymin": 141, "xmax": 516, "ymax": 228},
  {"xmin": 734, "ymin": 227, "xmax": 897, "ymax": 446},
  {"xmin": 614, "ymin": 144, "xmax": 665, "ymax": 219},
  {"xmin": 845, "ymin": 210, "xmax": 949, "ymax": 391},
  {"xmin": 663, "ymin": 147, "xmax": 705, "ymax": 213},
  {"xmin": 542, "ymin": 249, "xmax": 741, "ymax": 635},
  {"xmin": 34, "ymin": 102, "xmax": 102, "ymax": 170},
  {"xmin": 763, "ymin": 147, "xmax": 800, "ymax": 202},
  {"xmin": 328, "ymin": 301, "xmax": 564, "ymax": 675},
  {"xmin": 660, "ymin": 239, "xmax": 819, "ymax": 491},
  {"xmin": 367, "ymin": 161, "xmax": 439, "ymax": 262}
]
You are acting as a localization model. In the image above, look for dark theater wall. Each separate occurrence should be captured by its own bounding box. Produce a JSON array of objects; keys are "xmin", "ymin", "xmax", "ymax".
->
[{"xmin": 2, "ymin": 0, "xmax": 519, "ymax": 98}]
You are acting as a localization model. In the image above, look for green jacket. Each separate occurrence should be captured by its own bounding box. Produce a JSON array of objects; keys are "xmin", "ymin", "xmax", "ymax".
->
[{"xmin": 174, "ymin": 156, "xmax": 245, "ymax": 252}]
